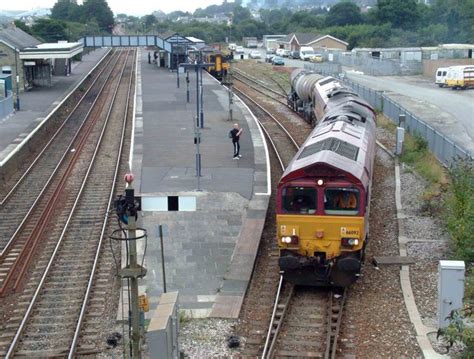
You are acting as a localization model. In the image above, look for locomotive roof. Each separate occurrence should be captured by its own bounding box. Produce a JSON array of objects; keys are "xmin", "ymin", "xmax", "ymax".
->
[{"xmin": 281, "ymin": 107, "xmax": 376, "ymax": 188}]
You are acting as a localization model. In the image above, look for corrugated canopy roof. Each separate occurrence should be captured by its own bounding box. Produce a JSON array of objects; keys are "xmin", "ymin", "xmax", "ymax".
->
[{"xmin": 0, "ymin": 26, "xmax": 41, "ymax": 50}]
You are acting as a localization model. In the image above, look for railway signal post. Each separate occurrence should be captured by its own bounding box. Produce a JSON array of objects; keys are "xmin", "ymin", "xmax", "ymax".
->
[{"xmin": 116, "ymin": 173, "xmax": 147, "ymax": 358}]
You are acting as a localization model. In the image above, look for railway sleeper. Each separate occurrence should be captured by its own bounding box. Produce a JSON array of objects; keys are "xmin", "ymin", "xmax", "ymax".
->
[
  {"xmin": 15, "ymin": 347, "xmax": 72, "ymax": 357},
  {"xmin": 275, "ymin": 349, "xmax": 323, "ymax": 357}
]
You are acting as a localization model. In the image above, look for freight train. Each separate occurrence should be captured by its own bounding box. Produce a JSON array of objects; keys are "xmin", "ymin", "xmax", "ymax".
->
[{"xmin": 277, "ymin": 69, "xmax": 377, "ymax": 287}]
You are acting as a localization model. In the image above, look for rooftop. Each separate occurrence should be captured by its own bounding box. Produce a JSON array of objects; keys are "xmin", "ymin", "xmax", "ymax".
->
[{"xmin": 0, "ymin": 26, "xmax": 41, "ymax": 50}]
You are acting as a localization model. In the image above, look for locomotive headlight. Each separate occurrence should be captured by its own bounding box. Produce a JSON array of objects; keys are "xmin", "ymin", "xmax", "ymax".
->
[
  {"xmin": 317, "ymin": 179, "xmax": 324, "ymax": 186},
  {"xmin": 282, "ymin": 236, "xmax": 292, "ymax": 243},
  {"xmin": 342, "ymin": 238, "xmax": 359, "ymax": 246}
]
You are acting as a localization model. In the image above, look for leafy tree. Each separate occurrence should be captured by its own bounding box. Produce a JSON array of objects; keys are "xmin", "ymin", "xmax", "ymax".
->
[
  {"xmin": 31, "ymin": 18, "xmax": 68, "ymax": 42},
  {"xmin": 81, "ymin": 0, "xmax": 114, "ymax": 33},
  {"xmin": 232, "ymin": 6, "xmax": 252, "ymax": 24},
  {"xmin": 143, "ymin": 14, "xmax": 156, "ymax": 32},
  {"xmin": 326, "ymin": 2, "xmax": 364, "ymax": 27},
  {"xmin": 375, "ymin": 0, "xmax": 420, "ymax": 29},
  {"xmin": 14, "ymin": 20, "xmax": 33, "ymax": 35},
  {"xmin": 51, "ymin": 0, "xmax": 81, "ymax": 22},
  {"xmin": 289, "ymin": 11, "xmax": 323, "ymax": 28}
]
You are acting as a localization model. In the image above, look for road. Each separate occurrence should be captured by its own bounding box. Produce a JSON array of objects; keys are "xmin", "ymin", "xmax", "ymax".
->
[
  {"xmin": 241, "ymin": 47, "xmax": 474, "ymax": 154},
  {"xmin": 345, "ymin": 71, "xmax": 474, "ymax": 144}
]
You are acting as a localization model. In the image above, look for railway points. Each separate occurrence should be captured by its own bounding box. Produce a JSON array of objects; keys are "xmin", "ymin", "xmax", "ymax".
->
[
  {"xmin": 0, "ymin": 48, "xmax": 109, "ymax": 165},
  {"xmin": 130, "ymin": 49, "xmax": 270, "ymax": 319}
]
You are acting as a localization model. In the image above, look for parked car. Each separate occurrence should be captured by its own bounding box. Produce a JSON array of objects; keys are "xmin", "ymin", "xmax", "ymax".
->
[
  {"xmin": 271, "ymin": 56, "xmax": 285, "ymax": 66},
  {"xmin": 289, "ymin": 50, "xmax": 300, "ymax": 59},
  {"xmin": 249, "ymin": 50, "xmax": 262, "ymax": 59},
  {"xmin": 309, "ymin": 54, "xmax": 323, "ymax": 63},
  {"xmin": 265, "ymin": 54, "xmax": 275, "ymax": 63},
  {"xmin": 281, "ymin": 49, "xmax": 291, "ymax": 57},
  {"xmin": 235, "ymin": 46, "xmax": 245, "ymax": 54},
  {"xmin": 275, "ymin": 48, "xmax": 285, "ymax": 56}
]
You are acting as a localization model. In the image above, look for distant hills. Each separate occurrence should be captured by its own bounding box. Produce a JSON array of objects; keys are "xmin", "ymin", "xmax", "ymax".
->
[{"xmin": 0, "ymin": 8, "xmax": 51, "ymax": 19}]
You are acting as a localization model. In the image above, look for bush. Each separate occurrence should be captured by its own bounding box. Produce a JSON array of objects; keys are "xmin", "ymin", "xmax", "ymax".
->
[
  {"xmin": 445, "ymin": 158, "xmax": 474, "ymax": 261},
  {"xmin": 438, "ymin": 307, "xmax": 474, "ymax": 357}
]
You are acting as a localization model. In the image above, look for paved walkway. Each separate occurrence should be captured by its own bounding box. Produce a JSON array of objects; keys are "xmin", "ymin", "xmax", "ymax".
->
[
  {"xmin": 131, "ymin": 49, "xmax": 270, "ymax": 319},
  {"xmin": 0, "ymin": 48, "xmax": 109, "ymax": 163}
]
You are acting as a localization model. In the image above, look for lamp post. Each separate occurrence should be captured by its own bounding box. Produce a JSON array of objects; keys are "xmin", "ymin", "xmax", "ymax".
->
[
  {"xmin": 179, "ymin": 57, "xmax": 214, "ymax": 191},
  {"xmin": 14, "ymin": 46, "xmax": 20, "ymax": 111}
]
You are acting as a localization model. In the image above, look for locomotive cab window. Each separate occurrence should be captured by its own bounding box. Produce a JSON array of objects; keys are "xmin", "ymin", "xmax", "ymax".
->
[
  {"xmin": 324, "ymin": 188, "xmax": 359, "ymax": 215},
  {"xmin": 282, "ymin": 187, "xmax": 317, "ymax": 214}
]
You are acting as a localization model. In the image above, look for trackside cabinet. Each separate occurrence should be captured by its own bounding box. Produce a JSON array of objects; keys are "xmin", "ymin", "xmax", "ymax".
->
[{"xmin": 438, "ymin": 260, "xmax": 465, "ymax": 328}]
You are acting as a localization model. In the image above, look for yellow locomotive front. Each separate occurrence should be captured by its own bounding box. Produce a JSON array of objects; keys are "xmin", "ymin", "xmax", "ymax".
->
[{"xmin": 277, "ymin": 176, "xmax": 368, "ymax": 287}]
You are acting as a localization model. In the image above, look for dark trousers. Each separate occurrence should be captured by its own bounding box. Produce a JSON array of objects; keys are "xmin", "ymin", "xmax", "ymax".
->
[{"xmin": 233, "ymin": 141, "xmax": 240, "ymax": 157}]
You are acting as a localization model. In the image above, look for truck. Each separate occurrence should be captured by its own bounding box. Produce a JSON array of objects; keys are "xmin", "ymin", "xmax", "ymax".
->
[
  {"xmin": 299, "ymin": 46, "xmax": 316, "ymax": 61},
  {"xmin": 446, "ymin": 65, "xmax": 474, "ymax": 89},
  {"xmin": 228, "ymin": 43, "xmax": 237, "ymax": 51}
]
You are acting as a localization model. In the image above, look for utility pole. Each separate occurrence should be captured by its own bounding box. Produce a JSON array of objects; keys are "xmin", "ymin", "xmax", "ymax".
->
[
  {"xmin": 14, "ymin": 46, "xmax": 20, "ymax": 111},
  {"xmin": 118, "ymin": 173, "xmax": 146, "ymax": 358}
]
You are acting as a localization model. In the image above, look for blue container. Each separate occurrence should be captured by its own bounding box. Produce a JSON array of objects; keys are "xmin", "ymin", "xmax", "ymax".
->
[{"xmin": 0, "ymin": 74, "xmax": 12, "ymax": 96}]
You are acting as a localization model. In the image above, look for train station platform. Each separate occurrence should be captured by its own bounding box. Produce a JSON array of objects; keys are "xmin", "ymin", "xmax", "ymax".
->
[
  {"xmin": 131, "ymin": 49, "xmax": 270, "ymax": 318},
  {"xmin": 0, "ymin": 47, "xmax": 109, "ymax": 164}
]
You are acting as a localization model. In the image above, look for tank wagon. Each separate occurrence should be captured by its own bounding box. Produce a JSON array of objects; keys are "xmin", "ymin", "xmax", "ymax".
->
[{"xmin": 277, "ymin": 69, "xmax": 377, "ymax": 287}]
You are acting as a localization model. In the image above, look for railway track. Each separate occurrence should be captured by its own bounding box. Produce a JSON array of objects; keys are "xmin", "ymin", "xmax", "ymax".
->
[
  {"xmin": 0, "ymin": 48, "xmax": 135, "ymax": 357},
  {"xmin": 0, "ymin": 49, "xmax": 118, "ymax": 293},
  {"xmin": 262, "ymin": 277, "xmax": 347, "ymax": 358},
  {"xmin": 232, "ymin": 68, "xmax": 288, "ymax": 107},
  {"xmin": 233, "ymin": 69, "xmax": 350, "ymax": 358}
]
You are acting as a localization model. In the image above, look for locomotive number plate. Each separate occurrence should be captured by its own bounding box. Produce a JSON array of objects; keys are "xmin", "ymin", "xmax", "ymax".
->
[{"xmin": 340, "ymin": 227, "xmax": 360, "ymax": 237}]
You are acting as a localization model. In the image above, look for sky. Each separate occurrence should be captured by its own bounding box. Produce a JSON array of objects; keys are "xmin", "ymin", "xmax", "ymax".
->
[{"xmin": 0, "ymin": 0, "xmax": 231, "ymax": 16}]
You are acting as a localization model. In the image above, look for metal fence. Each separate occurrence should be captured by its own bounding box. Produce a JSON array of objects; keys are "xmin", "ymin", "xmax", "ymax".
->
[
  {"xmin": 0, "ymin": 91, "xmax": 14, "ymax": 120},
  {"xmin": 305, "ymin": 64, "xmax": 473, "ymax": 166},
  {"xmin": 331, "ymin": 53, "xmax": 422, "ymax": 76}
]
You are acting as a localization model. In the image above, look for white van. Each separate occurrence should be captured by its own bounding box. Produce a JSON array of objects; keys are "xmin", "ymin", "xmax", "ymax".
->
[
  {"xmin": 300, "ymin": 46, "xmax": 316, "ymax": 61},
  {"xmin": 435, "ymin": 67, "xmax": 449, "ymax": 87}
]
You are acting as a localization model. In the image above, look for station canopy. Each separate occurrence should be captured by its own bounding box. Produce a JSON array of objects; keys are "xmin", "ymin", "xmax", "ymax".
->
[{"xmin": 19, "ymin": 42, "xmax": 84, "ymax": 60}]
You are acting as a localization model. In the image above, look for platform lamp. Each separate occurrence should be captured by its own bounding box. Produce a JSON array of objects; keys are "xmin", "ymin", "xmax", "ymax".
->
[{"xmin": 14, "ymin": 46, "xmax": 20, "ymax": 111}]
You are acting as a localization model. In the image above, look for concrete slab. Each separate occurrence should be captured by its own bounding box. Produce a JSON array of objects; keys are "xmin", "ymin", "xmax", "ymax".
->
[
  {"xmin": 373, "ymin": 256, "xmax": 416, "ymax": 266},
  {"xmin": 131, "ymin": 49, "xmax": 270, "ymax": 320},
  {"xmin": 0, "ymin": 48, "xmax": 109, "ymax": 163}
]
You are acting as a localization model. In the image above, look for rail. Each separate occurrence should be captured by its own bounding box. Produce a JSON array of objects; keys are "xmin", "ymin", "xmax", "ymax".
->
[
  {"xmin": 4, "ymin": 49, "xmax": 134, "ymax": 358},
  {"xmin": 0, "ymin": 50, "xmax": 119, "ymax": 258}
]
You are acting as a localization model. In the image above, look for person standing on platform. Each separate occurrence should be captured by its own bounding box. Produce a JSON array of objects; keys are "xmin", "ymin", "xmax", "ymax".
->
[
  {"xmin": 229, "ymin": 123, "xmax": 243, "ymax": 159},
  {"xmin": 148, "ymin": 52, "xmax": 151, "ymax": 64}
]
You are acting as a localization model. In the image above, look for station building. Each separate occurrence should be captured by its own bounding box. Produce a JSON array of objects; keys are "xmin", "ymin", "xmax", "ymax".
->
[
  {"xmin": 277, "ymin": 33, "xmax": 348, "ymax": 52},
  {"xmin": 0, "ymin": 25, "xmax": 83, "ymax": 107}
]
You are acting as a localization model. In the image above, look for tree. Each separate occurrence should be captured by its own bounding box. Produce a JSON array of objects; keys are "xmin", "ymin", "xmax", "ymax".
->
[
  {"xmin": 51, "ymin": 0, "xmax": 81, "ymax": 22},
  {"xmin": 232, "ymin": 6, "xmax": 252, "ymax": 25},
  {"xmin": 81, "ymin": 0, "xmax": 114, "ymax": 33},
  {"xmin": 143, "ymin": 14, "xmax": 156, "ymax": 32},
  {"xmin": 31, "ymin": 18, "xmax": 68, "ymax": 42},
  {"xmin": 375, "ymin": 0, "xmax": 420, "ymax": 29},
  {"xmin": 14, "ymin": 20, "xmax": 33, "ymax": 35},
  {"xmin": 326, "ymin": 2, "xmax": 364, "ymax": 27}
]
